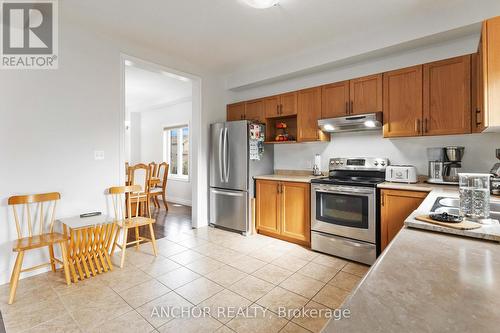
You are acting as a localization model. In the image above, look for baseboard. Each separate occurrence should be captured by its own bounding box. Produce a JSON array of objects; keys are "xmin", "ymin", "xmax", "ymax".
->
[{"xmin": 167, "ymin": 197, "xmax": 192, "ymax": 206}]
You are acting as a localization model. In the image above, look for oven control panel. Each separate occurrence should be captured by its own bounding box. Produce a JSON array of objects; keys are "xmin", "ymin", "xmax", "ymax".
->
[{"xmin": 329, "ymin": 157, "xmax": 389, "ymax": 171}]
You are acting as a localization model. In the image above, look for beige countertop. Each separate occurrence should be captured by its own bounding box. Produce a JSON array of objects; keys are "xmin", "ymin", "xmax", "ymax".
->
[
  {"xmin": 323, "ymin": 227, "xmax": 500, "ymax": 333},
  {"xmin": 377, "ymin": 180, "xmax": 454, "ymax": 192},
  {"xmin": 253, "ymin": 173, "xmax": 324, "ymax": 183}
]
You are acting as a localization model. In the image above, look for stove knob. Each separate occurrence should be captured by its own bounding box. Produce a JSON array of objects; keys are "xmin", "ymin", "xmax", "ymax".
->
[
  {"xmin": 374, "ymin": 161, "xmax": 379, "ymax": 166},
  {"xmin": 340, "ymin": 161, "xmax": 344, "ymax": 165},
  {"xmin": 381, "ymin": 161, "xmax": 386, "ymax": 166},
  {"xmin": 335, "ymin": 161, "xmax": 340, "ymax": 165}
]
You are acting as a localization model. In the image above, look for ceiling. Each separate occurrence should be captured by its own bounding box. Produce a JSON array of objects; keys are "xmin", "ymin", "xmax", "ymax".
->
[
  {"xmin": 125, "ymin": 65, "xmax": 192, "ymax": 112},
  {"xmin": 65, "ymin": 0, "xmax": 500, "ymax": 75}
]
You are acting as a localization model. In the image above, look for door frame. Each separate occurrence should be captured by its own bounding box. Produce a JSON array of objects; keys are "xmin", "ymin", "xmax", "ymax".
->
[{"xmin": 119, "ymin": 53, "xmax": 203, "ymax": 228}]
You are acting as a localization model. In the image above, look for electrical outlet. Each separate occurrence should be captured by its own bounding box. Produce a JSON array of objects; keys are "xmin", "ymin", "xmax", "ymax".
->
[{"xmin": 94, "ymin": 151, "xmax": 105, "ymax": 160}]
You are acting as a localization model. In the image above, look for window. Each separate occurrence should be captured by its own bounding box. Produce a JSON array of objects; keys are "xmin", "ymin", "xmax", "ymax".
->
[{"xmin": 163, "ymin": 125, "xmax": 189, "ymax": 180}]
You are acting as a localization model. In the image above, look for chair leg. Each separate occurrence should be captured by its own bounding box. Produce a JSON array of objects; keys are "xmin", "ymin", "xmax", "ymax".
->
[
  {"xmin": 148, "ymin": 223, "xmax": 158, "ymax": 256},
  {"xmin": 8, "ymin": 251, "xmax": 25, "ymax": 305},
  {"xmin": 48, "ymin": 244, "xmax": 56, "ymax": 272},
  {"xmin": 110, "ymin": 227, "xmax": 120, "ymax": 257},
  {"xmin": 120, "ymin": 228, "xmax": 128, "ymax": 268},
  {"xmin": 161, "ymin": 194, "xmax": 168, "ymax": 211},
  {"xmin": 59, "ymin": 242, "xmax": 71, "ymax": 286},
  {"xmin": 135, "ymin": 226, "xmax": 140, "ymax": 251}
]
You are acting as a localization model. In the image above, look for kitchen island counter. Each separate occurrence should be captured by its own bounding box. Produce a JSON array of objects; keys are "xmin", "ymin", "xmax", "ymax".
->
[{"xmin": 323, "ymin": 227, "xmax": 500, "ymax": 332}]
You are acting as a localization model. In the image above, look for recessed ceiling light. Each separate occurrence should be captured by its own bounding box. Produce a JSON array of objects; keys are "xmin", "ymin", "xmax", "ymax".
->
[{"xmin": 242, "ymin": 0, "xmax": 280, "ymax": 9}]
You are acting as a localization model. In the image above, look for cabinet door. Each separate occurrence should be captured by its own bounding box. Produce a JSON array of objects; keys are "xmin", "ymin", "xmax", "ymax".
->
[
  {"xmin": 281, "ymin": 182, "xmax": 310, "ymax": 246},
  {"xmin": 256, "ymin": 180, "xmax": 281, "ymax": 236},
  {"xmin": 423, "ymin": 55, "xmax": 471, "ymax": 135},
  {"xmin": 245, "ymin": 99, "xmax": 264, "ymax": 123},
  {"xmin": 383, "ymin": 66, "xmax": 423, "ymax": 138},
  {"xmin": 280, "ymin": 92, "xmax": 298, "ymax": 117},
  {"xmin": 264, "ymin": 96, "xmax": 280, "ymax": 118},
  {"xmin": 483, "ymin": 17, "xmax": 500, "ymax": 130},
  {"xmin": 297, "ymin": 87, "xmax": 328, "ymax": 142},
  {"xmin": 321, "ymin": 81, "xmax": 350, "ymax": 118},
  {"xmin": 227, "ymin": 102, "xmax": 245, "ymax": 121},
  {"xmin": 472, "ymin": 50, "xmax": 486, "ymax": 133},
  {"xmin": 380, "ymin": 189, "xmax": 427, "ymax": 251},
  {"xmin": 350, "ymin": 74, "xmax": 383, "ymax": 115}
]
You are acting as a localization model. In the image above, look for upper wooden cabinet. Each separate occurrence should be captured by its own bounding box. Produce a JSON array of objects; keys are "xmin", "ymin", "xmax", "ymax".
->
[
  {"xmin": 423, "ymin": 55, "xmax": 471, "ymax": 136},
  {"xmin": 380, "ymin": 189, "xmax": 427, "ymax": 252},
  {"xmin": 297, "ymin": 87, "xmax": 329, "ymax": 142},
  {"xmin": 227, "ymin": 102, "xmax": 246, "ymax": 121},
  {"xmin": 255, "ymin": 179, "xmax": 310, "ymax": 246},
  {"xmin": 321, "ymin": 81, "xmax": 350, "ymax": 118},
  {"xmin": 264, "ymin": 92, "xmax": 297, "ymax": 118},
  {"xmin": 472, "ymin": 48, "xmax": 486, "ymax": 133},
  {"xmin": 264, "ymin": 96, "xmax": 280, "ymax": 118},
  {"xmin": 476, "ymin": 17, "xmax": 500, "ymax": 132},
  {"xmin": 245, "ymin": 99, "xmax": 264, "ymax": 123},
  {"xmin": 350, "ymin": 74, "xmax": 383, "ymax": 115},
  {"xmin": 280, "ymin": 92, "xmax": 298, "ymax": 117},
  {"xmin": 383, "ymin": 65, "xmax": 423, "ymax": 137}
]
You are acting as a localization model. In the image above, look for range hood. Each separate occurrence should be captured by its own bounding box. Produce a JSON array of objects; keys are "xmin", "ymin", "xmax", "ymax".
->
[{"xmin": 318, "ymin": 112, "xmax": 383, "ymax": 133}]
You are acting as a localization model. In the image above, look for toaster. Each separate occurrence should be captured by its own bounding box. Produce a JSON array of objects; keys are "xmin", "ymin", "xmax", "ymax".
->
[{"xmin": 385, "ymin": 165, "xmax": 418, "ymax": 183}]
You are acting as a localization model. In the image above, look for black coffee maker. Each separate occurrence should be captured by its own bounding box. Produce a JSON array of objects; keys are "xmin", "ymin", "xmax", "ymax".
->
[{"xmin": 491, "ymin": 149, "xmax": 500, "ymax": 195}]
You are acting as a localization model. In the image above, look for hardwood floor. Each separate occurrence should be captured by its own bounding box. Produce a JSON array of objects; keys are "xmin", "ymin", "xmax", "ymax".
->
[{"xmin": 127, "ymin": 202, "xmax": 192, "ymax": 244}]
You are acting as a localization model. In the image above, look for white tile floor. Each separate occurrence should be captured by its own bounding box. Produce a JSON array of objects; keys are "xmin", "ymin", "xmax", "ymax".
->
[{"xmin": 0, "ymin": 226, "xmax": 369, "ymax": 333}]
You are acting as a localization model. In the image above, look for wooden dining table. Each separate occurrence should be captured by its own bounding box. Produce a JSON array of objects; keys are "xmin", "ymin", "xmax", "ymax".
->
[{"xmin": 58, "ymin": 215, "xmax": 117, "ymax": 283}]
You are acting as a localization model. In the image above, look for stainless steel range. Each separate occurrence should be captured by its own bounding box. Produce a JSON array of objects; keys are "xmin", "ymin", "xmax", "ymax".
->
[{"xmin": 311, "ymin": 157, "xmax": 389, "ymax": 265}]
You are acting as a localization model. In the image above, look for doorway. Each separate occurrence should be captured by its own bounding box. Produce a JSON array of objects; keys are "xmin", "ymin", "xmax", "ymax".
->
[{"xmin": 120, "ymin": 54, "xmax": 202, "ymax": 234}]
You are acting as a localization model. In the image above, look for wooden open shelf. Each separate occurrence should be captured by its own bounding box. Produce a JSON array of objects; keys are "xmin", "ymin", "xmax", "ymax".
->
[
  {"xmin": 264, "ymin": 140, "xmax": 297, "ymax": 144},
  {"xmin": 265, "ymin": 115, "xmax": 297, "ymax": 143}
]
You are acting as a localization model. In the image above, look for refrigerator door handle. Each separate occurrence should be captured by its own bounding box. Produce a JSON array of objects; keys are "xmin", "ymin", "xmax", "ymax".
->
[
  {"xmin": 224, "ymin": 128, "xmax": 230, "ymax": 182},
  {"xmin": 211, "ymin": 189, "xmax": 244, "ymax": 197},
  {"xmin": 218, "ymin": 128, "xmax": 224, "ymax": 182}
]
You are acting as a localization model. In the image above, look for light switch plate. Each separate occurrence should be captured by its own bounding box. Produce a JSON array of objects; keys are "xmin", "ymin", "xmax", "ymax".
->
[{"xmin": 94, "ymin": 151, "xmax": 105, "ymax": 160}]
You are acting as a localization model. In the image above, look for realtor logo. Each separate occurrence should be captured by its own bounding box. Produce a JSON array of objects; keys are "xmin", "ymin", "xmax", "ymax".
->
[{"xmin": 1, "ymin": 0, "xmax": 58, "ymax": 69}]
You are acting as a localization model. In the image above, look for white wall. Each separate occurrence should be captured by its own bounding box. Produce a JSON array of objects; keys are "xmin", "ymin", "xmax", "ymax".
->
[
  {"xmin": 0, "ymin": 8, "xmax": 225, "ymax": 285},
  {"xmin": 129, "ymin": 112, "xmax": 142, "ymax": 164},
  {"xmin": 138, "ymin": 101, "xmax": 193, "ymax": 206}
]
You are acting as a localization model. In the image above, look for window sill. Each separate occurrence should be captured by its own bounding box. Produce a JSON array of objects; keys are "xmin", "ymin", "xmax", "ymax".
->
[{"xmin": 169, "ymin": 175, "xmax": 190, "ymax": 183}]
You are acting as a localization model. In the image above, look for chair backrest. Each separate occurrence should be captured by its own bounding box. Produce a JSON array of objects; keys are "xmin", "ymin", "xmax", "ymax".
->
[
  {"xmin": 149, "ymin": 162, "xmax": 158, "ymax": 178},
  {"xmin": 8, "ymin": 192, "xmax": 61, "ymax": 238},
  {"xmin": 125, "ymin": 162, "xmax": 130, "ymax": 177},
  {"xmin": 129, "ymin": 163, "xmax": 150, "ymax": 193},
  {"xmin": 157, "ymin": 162, "xmax": 169, "ymax": 189},
  {"xmin": 108, "ymin": 185, "xmax": 143, "ymax": 220}
]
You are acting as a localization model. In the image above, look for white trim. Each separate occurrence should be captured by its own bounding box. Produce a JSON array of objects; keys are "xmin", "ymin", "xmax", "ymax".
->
[{"xmin": 120, "ymin": 53, "xmax": 201, "ymax": 228}]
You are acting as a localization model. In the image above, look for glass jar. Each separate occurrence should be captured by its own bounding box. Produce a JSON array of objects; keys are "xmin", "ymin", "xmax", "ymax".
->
[{"xmin": 459, "ymin": 173, "xmax": 491, "ymax": 220}]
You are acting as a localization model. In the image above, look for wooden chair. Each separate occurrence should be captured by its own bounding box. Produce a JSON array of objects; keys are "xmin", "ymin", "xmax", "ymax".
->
[
  {"xmin": 7, "ymin": 192, "xmax": 71, "ymax": 304},
  {"xmin": 149, "ymin": 162, "xmax": 158, "ymax": 178},
  {"xmin": 128, "ymin": 163, "xmax": 151, "ymax": 217},
  {"xmin": 150, "ymin": 162, "xmax": 169, "ymax": 210},
  {"xmin": 109, "ymin": 185, "xmax": 158, "ymax": 268}
]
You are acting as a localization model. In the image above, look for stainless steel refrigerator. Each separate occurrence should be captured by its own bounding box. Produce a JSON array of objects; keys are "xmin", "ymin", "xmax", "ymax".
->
[{"xmin": 209, "ymin": 120, "xmax": 274, "ymax": 234}]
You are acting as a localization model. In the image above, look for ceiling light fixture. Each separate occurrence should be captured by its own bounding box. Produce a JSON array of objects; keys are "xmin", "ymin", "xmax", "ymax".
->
[{"xmin": 242, "ymin": 0, "xmax": 279, "ymax": 9}]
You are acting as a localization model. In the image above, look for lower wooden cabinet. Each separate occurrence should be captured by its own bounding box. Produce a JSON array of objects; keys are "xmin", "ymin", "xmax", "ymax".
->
[
  {"xmin": 256, "ymin": 180, "xmax": 310, "ymax": 246},
  {"xmin": 380, "ymin": 189, "xmax": 428, "ymax": 251}
]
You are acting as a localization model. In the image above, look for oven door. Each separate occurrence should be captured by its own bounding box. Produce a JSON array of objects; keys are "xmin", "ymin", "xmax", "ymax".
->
[{"xmin": 311, "ymin": 184, "xmax": 376, "ymax": 243}]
